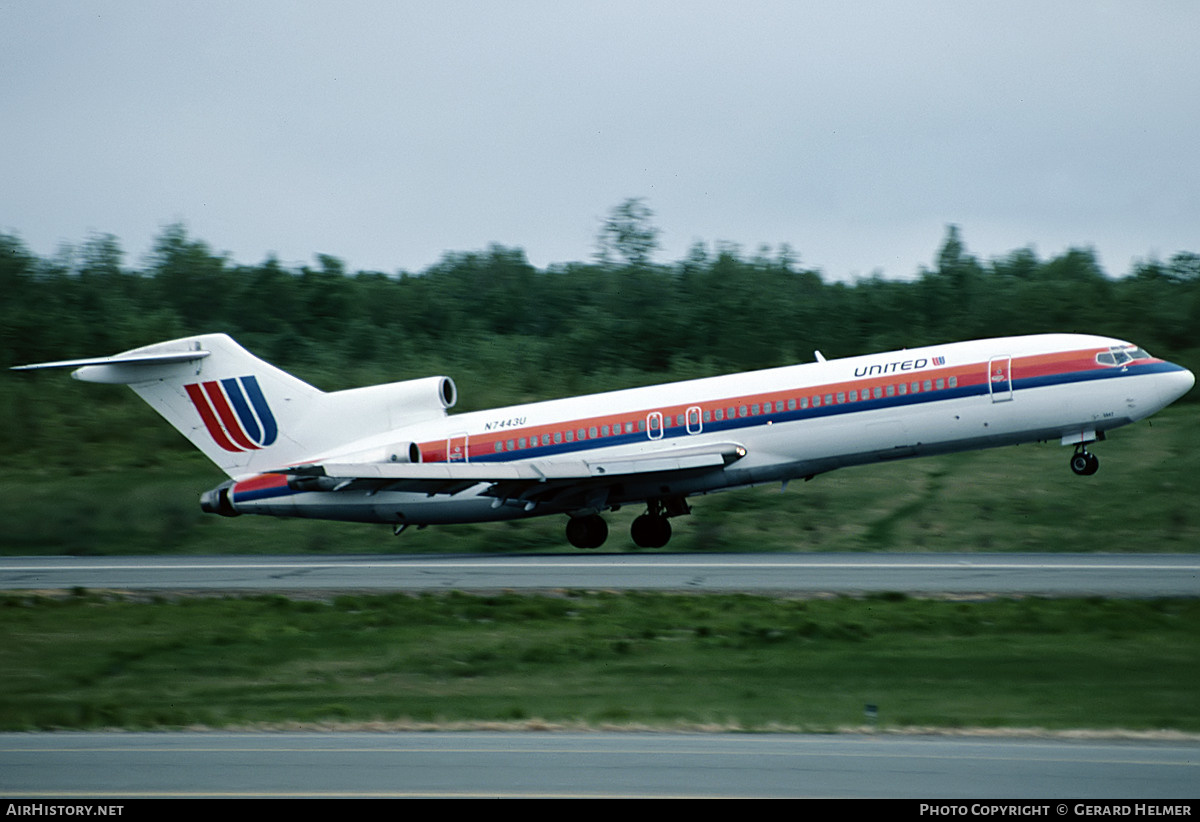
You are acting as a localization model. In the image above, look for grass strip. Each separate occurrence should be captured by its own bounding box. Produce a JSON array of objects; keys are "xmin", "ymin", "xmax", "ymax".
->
[
  {"xmin": 2, "ymin": 591, "xmax": 1196, "ymax": 733},
  {"xmin": 4, "ymin": 406, "xmax": 1197, "ymax": 556}
]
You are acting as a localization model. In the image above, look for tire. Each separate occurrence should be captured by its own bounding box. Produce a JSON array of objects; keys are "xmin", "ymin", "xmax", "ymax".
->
[
  {"xmin": 631, "ymin": 514, "xmax": 672, "ymax": 548},
  {"xmin": 1071, "ymin": 452, "xmax": 1099, "ymax": 476},
  {"xmin": 566, "ymin": 514, "xmax": 608, "ymax": 548}
]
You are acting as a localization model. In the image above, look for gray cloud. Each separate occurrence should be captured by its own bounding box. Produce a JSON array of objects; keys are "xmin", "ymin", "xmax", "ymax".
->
[{"xmin": 3, "ymin": 1, "xmax": 1197, "ymax": 279}]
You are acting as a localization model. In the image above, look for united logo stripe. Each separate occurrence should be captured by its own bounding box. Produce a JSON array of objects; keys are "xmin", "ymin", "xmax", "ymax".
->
[
  {"xmin": 184, "ymin": 382, "xmax": 245, "ymax": 452},
  {"xmin": 239, "ymin": 376, "xmax": 278, "ymax": 446},
  {"xmin": 221, "ymin": 377, "xmax": 263, "ymax": 444},
  {"xmin": 203, "ymin": 381, "xmax": 259, "ymax": 451},
  {"xmin": 185, "ymin": 376, "xmax": 279, "ymax": 452}
]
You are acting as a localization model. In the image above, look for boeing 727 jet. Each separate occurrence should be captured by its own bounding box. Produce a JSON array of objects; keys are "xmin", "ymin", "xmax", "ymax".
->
[{"xmin": 13, "ymin": 332, "xmax": 1194, "ymax": 547}]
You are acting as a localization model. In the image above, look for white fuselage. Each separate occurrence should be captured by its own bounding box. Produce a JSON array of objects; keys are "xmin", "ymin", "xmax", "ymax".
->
[{"xmin": 224, "ymin": 333, "xmax": 1194, "ymax": 527}]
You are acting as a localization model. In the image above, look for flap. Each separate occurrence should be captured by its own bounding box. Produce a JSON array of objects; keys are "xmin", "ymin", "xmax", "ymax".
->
[{"xmin": 277, "ymin": 441, "xmax": 748, "ymax": 496}]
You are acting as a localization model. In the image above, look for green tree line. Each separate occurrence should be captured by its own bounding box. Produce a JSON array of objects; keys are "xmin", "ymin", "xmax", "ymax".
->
[{"xmin": 2, "ymin": 215, "xmax": 1198, "ymax": 469}]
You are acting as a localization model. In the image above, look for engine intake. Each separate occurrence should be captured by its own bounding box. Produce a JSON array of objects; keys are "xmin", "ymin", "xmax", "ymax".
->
[{"xmin": 388, "ymin": 442, "xmax": 422, "ymax": 463}]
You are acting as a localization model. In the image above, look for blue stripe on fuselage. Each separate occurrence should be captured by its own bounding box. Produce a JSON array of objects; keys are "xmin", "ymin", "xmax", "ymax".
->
[
  {"xmin": 468, "ymin": 361, "xmax": 1171, "ymax": 463},
  {"xmin": 235, "ymin": 361, "xmax": 1174, "ymax": 505}
]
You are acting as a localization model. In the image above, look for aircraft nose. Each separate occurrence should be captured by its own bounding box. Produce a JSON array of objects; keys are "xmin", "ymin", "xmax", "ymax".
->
[{"xmin": 1160, "ymin": 365, "xmax": 1195, "ymax": 407}]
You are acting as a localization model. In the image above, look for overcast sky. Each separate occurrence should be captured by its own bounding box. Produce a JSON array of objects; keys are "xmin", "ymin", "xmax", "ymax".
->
[{"xmin": 3, "ymin": 1, "xmax": 1198, "ymax": 280}]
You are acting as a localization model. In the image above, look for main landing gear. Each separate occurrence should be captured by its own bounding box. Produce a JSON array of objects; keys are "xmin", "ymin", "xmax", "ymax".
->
[
  {"xmin": 1070, "ymin": 445, "xmax": 1100, "ymax": 476},
  {"xmin": 630, "ymin": 512, "xmax": 672, "ymax": 549},
  {"xmin": 565, "ymin": 514, "xmax": 608, "ymax": 549},
  {"xmin": 565, "ymin": 497, "xmax": 690, "ymax": 549}
]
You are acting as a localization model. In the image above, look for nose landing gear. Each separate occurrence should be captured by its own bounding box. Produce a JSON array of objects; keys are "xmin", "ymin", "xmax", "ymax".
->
[{"xmin": 1070, "ymin": 446, "xmax": 1100, "ymax": 476}]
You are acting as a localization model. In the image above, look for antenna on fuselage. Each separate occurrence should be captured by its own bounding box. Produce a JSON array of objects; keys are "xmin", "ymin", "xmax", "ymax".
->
[{"xmin": 814, "ymin": 351, "xmax": 826, "ymax": 363}]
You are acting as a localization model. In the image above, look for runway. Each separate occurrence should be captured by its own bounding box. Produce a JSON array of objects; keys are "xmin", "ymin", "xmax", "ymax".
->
[
  {"xmin": 1, "ymin": 552, "xmax": 1198, "ymax": 596},
  {"xmin": 3, "ymin": 553, "xmax": 1197, "ymax": 799},
  {"xmin": 2, "ymin": 731, "xmax": 1197, "ymax": 799}
]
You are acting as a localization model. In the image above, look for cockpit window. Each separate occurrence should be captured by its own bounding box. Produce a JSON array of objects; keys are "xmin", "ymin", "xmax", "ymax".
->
[{"xmin": 1096, "ymin": 345, "xmax": 1152, "ymax": 367}]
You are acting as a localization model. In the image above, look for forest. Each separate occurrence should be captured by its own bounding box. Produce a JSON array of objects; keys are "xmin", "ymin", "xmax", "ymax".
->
[{"xmin": 1, "ymin": 206, "xmax": 1197, "ymax": 553}]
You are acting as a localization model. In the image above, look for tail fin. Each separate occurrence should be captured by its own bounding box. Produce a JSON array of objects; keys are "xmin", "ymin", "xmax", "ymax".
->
[
  {"xmin": 14, "ymin": 334, "xmax": 322, "ymax": 477},
  {"xmin": 13, "ymin": 334, "xmax": 458, "ymax": 479}
]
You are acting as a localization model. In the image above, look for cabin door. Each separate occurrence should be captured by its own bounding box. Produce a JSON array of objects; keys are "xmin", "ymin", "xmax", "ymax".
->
[
  {"xmin": 447, "ymin": 431, "xmax": 469, "ymax": 462},
  {"xmin": 988, "ymin": 356, "xmax": 1013, "ymax": 403}
]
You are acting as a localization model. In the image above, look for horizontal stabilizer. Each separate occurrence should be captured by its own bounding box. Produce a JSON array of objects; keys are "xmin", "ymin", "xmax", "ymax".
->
[{"xmin": 11, "ymin": 350, "xmax": 210, "ymax": 371}]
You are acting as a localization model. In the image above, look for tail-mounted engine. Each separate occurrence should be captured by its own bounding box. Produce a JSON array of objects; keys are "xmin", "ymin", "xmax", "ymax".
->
[
  {"xmin": 199, "ymin": 480, "xmax": 240, "ymax": 517},
  {"xmin": 314, "ymin": 375, "xmax": 457, "ymax": 437}
]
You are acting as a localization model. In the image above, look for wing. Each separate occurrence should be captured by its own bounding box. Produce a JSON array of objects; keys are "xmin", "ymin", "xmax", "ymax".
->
[{"xmin": 276, "ymin": 441, "xmax": 748, "ymax": 508}]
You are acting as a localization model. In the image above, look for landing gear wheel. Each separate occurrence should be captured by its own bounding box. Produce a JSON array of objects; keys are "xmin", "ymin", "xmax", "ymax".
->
[
  {"xmin": 566, "ymin": 514, "xmax": 608, "ymax": 549},
  {"xmin": 1070, "ymin": 448, "xmax": 1099, "ymax": 476},
  {"xmin": 631, "ymin": 514, "xmax": 672, "ymax": 548}
]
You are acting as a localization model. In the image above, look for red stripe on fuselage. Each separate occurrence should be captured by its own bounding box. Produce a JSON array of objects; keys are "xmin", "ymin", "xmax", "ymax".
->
[
  {"xmin": 233, "ymin": 473, "xmax": 289, "ymax": 493},
  {"xmin": 414, "ymin": 347, "xmax": 1135, "ymax": 463}
]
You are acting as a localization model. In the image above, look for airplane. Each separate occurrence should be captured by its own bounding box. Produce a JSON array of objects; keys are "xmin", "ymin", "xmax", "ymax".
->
[{"xmin": 12, "ymin": 331, "xmax": 1194, "ymax": 548}]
